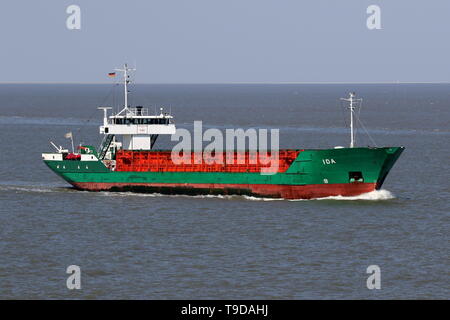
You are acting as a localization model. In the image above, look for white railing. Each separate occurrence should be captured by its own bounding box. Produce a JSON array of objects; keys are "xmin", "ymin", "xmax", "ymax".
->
[{"xmin": 128, "ymin": 107, "xmax": 149, "ymax": 116}]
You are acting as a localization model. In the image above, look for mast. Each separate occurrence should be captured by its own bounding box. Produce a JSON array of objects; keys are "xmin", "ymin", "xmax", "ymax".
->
[
  {"xmin": 114, "ymin": 63, "xmax": 136, "ymax": 112},
  {"xmin": 349, "ymin": 92, "xmax": 355, "ymax": 148},
  {"xmin": 341, "ymin": 92, "xmax": 362, "ymax": 148}
]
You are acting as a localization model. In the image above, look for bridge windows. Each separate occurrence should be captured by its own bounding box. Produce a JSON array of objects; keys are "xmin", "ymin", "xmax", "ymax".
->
[{"xmin": 113, "ymin": 118, "xmax": 170, "ymax": 125}]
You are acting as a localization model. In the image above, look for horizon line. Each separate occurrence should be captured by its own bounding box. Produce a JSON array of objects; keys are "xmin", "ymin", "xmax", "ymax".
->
[{"xmin": 1, "ymin": 81, "xmax": 450, "ymax": 85}]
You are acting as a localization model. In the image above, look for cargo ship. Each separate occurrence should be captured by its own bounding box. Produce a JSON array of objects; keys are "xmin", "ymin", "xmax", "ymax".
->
[{"xmin": 42, "ymin": 65, "xmax": 404, "ymax": 199}]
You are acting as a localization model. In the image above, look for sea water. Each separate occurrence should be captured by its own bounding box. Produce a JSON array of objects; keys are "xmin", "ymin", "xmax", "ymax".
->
[{"xmin": 0, "ymin": 83, "xmax": 448, "ymax": 299}]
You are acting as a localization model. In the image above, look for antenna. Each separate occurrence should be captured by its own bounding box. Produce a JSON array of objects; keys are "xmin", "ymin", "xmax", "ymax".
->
[{"xmin": 340, "ymin": 92, "xmax": 362, "ymax": 148}]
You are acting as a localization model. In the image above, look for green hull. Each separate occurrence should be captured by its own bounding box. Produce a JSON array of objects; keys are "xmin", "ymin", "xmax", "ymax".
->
[{"xmin": 43, "ymin": 147, "xmax": 404, "ymax": 198}]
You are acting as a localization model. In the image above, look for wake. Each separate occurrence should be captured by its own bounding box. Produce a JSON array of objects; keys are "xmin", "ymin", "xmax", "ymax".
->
[
  {"xmin": 1, "ymin": 183, "xmax": 395, "ymax": 201},
  {"xmin": 313, "ymin": 189, "xmax": 395, "ymax": 201}
]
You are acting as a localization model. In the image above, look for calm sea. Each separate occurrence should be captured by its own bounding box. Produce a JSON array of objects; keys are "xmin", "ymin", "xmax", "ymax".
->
[{"xmin": 0, "ymin": 83, "xmax": 448, "ymax": 299}]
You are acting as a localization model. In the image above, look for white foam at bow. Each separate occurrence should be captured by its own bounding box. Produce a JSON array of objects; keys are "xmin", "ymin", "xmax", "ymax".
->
[{"xmin": 313, "ymin": 189, "xmax": 395, "ymax": 201}]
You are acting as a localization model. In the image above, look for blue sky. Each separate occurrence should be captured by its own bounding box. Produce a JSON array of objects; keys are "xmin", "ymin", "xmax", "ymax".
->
[{"xmin": 1, "ymin": 0, "xmax": 449, "ymax": 83}]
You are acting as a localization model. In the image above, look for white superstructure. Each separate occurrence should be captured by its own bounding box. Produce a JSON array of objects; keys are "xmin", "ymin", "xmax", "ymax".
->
[
  {"xmin": 98, "ymin": 64, "xmax": 176, "ymax": 154},
  {"xmin": 42, "ymin": 63, "xmax": 177, "ymax": 165}
]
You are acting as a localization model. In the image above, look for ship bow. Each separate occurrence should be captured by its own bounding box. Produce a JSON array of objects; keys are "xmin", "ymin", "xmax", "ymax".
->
[{"xmin": 375, "ymin": 147, "xmax": 405, "ymax": 189}]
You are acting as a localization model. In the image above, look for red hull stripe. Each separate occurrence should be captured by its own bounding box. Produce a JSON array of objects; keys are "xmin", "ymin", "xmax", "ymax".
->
[{"xmin": 71, "ymin": 182, "xmax": 376, "ymax": 199}]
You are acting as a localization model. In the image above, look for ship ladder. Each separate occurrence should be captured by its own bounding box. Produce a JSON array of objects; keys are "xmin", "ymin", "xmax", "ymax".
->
[{"xmin": 98, "ymin": 134, "xmax": 115, "ymax": 160}]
